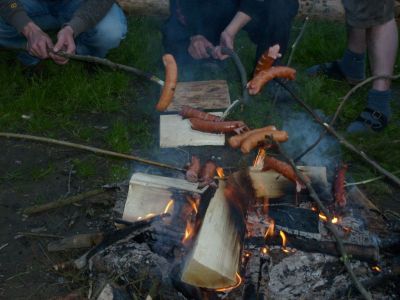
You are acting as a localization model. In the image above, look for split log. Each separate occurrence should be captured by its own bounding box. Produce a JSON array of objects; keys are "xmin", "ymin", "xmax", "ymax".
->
[
  {"xmin": 249, "ymin": 166, "xmax": 328, "ymax": 199},
  {"xmin": 122, "ymin": 172, "xmax": 206, "ymax": 222},
  {"xmin": 181, "ymin": 181, "xmax": 242, "ymax": 289}
]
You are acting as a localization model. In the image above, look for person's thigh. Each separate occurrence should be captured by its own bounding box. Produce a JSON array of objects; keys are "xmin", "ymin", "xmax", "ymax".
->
[
  {"xmin": 75, "ymin": 4, "xmax": 127, "ymax": 57},
  {"xmin": 342, "ymin": 0, "xmax": 395, "ymax": 28}
]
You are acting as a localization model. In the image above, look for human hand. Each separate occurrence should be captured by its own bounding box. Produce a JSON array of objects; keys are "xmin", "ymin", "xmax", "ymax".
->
[
  {"xmin": 50, "ymin": 26, "xmax": 76, "ymax": 65},
  {"xmin": 213, "ymin": 30, "xmax": 235, "ymax": 60},
  {"xmin": 22, "ymin": 22, "xmax": 53, "ymax": 60},
  {"xmin": 188, "ymin": 35, "xmax": 214, "ymax": 60}
]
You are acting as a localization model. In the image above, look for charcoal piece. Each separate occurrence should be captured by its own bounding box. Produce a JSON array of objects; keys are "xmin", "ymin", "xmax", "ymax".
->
[{"xmin": 268, "ymin": 205, "xmax": 319, "ymax": 233}]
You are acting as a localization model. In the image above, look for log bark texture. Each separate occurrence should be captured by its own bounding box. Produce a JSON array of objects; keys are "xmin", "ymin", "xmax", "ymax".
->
[
  {"xmin": 115, "ymin": 0, "xmax": 400, "ymax": 23},
  {"xmin": 116, "ymin": 0, "xmax": 170, "ymax": 17}
]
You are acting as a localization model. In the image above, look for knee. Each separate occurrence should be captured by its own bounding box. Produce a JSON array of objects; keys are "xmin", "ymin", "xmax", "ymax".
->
[{"xmin": 93, "ymin": 5, "xmax": 127, "ymax": 47}]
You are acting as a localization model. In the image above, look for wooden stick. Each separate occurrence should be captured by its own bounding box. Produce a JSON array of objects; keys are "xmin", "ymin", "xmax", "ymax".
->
[
  {"xmin": 16, "ymin": 232, "xmax": 63, "ymax": 239},
  {"xmin": 221, "ymin": 47, "xmax": 250, "ymax": 104},
  {"xmin": 54, "ymin": 50, "xmax": 165, "ymax": 86},
  {"xmin": 274, "ymin": 79, "xmax": 400, "ymax": 188},
  {"xmin": 23, "ymin": 188, "xmax": 106, "ymax": 215},
  {"xmin": 0, "ymin": 132, "xmax": 185, "ymax": 172},
  {"xmin": 272, "ymin": 140, "xmax": 372, "ymax": 300}
]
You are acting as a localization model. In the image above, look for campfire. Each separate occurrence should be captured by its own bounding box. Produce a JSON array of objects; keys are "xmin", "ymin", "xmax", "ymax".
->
[{"xmin": 48, "ymin": 144, "xmax": 400, "ymax": 299}]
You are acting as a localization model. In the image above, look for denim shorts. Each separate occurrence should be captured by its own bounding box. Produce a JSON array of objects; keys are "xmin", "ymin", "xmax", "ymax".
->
[{"xmin": 342, "ymin": 0, "xmax": 395, "ymax": 28}]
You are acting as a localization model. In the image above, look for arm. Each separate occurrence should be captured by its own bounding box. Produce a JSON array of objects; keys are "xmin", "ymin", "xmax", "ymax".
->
[
  {"xmin": 0, "ymin": 0, "xmax": 32, "ymax": 32},
  {"xmin": 213, "ymin": 11, "xmax": 251, "ymax": 60},
  {"xmin": 65, "ymin": 0, "xmax": 115, "ymax": 37}
]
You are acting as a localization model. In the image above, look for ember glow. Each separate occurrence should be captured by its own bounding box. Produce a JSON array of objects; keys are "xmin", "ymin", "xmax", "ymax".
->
[
  {"xmin": 264, "ymin": 220, "xmax": 275, "ymax": 239},
  {"xmin": 331, "ymin": 217, "xmax": 338, "ymax": 224},
  {"xmin": 372, "ymin": 266, "xmax": 382, "ymax": 272},
  {"xmin": 216, "ymin": 272, "xmax": 242, "ymax": 292},
  {"xmin": 279, "ymin": 230, "xmax": 290, "ymax": 253},
  {"xmin": 216, "ymin": 167, "xmax": 225, "ymax": 178},
  {"xmin": 261, "ymin": 247, "xmax": 268, "ymax": 254},
  {"xmin": 318, "ymin": 213, "xmax": 328, "ymax": 222},
  {"xmin": 163, "ymin": 199, "xmax": 174, "ymax": 214},
  {"xmin": 253, "ymin": 148, "xmax": 266, "ymax": 169}
]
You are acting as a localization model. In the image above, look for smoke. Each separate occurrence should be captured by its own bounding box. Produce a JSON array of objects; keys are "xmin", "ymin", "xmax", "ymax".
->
[{"xmin": 280, "ymin": 109, "xmax": 341, "ymax": 174}]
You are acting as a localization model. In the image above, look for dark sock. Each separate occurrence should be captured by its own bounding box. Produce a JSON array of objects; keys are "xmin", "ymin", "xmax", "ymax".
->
[
  {"xmin": 347, "ymin": 89, "xmax": 392, "ymax": 133},
  {"xmin": 367, "ymin": 89, "xmax": 392, "ymax": 117},
  {"xmin": 338, "ymin": 49, "xmax": 366, "ymax": 81}
]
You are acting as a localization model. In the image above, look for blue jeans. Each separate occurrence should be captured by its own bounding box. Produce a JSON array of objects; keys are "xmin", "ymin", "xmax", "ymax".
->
[{"xmin": 0, "ymin": 0, "xmax": 127, "ymax": 65}]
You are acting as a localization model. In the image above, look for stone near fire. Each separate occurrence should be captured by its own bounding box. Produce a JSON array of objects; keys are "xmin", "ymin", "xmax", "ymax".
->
[
  {"xmin": 159, "ymin": 113, "xmax": 225, "ymax": 148},
  {"xmin": 181, "ymin": 181, "xmax": 241, "ymax": 289}
]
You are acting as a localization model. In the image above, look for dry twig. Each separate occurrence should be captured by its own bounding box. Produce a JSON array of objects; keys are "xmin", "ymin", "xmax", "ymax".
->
[
  {"xmin": 0, "ymin": 132, "xmax": 185, "ymax": 172},
  {"xmin": 272, "ymin": 140, "xmax": 372, "ymax": 300}
]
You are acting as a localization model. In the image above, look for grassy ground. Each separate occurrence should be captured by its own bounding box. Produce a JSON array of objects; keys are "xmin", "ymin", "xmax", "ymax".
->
[{"xmin": 0, "ymin": 16, "xmax": 399, "ymax": 299}]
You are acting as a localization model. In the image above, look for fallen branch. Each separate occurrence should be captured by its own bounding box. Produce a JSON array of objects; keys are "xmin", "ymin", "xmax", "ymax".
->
[
  {"xmin": 294, "ymin": 74, "xmax": 400, "ymax": 162},
  {"xmin": 23, "ymin": 188, "xmax": 106, "ymax": 215},
  {"xmin": 272, "ymin": 140, "xmax": 372, "ymax": 300},
  {"xmin": 16, "ymin": 232, "xmax": 63, "ymax": 239},
  {"xmin": 345, "ymin": 170, "xmax": 400, "ymax": 187},
  {"xmin": 274, "ymin": 79, "xmax": 400, "ymax": 188},
  {"xmin": 0, "ymin": 132, "xmax": 185, "ymax": 172}
]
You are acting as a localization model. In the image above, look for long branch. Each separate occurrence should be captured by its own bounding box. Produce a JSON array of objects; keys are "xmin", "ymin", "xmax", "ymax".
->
[
  {"xmin": 273, "ymin": 141, "xmax": 372, "ymax": 300},
  {"xmin": 274, "ymin": 79, "xmax": 400, "ymax": 187},
  {"xmin": 53, "ymin": 51, "xmax": 165, "ymax": 86},
  {"xmin": 0, "ymin": 132, "xmax": 185, "ymax": 172},
  {"xmin": 294, "ymin": 74, "xmax": 400, "ymax": 161}
]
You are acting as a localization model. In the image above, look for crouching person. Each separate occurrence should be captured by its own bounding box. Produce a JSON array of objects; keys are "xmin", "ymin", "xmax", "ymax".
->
[{"xmin": 0, "ymin": 0, "xmax": 127, "ymax": 65}]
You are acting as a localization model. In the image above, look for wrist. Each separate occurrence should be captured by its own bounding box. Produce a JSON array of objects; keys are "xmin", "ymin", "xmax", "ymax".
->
[
  {"xmin": 61, "ymin": 25, "xmax": 74, "ymax": 35},
  {"xmin": 190, "ymin": 34, "xmax": 205, "ymax": 41},
  {"xmin": 21, "ymin": 22, "xmax": 40, "ymax": 37}
]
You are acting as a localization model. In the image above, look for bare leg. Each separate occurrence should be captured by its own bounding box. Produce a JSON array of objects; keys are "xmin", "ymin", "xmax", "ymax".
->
[
  {"xmin": 347, "ymin": 26, "xmax": 367, "ymax": 54},
  {"xmin": 367, "ymin": 18, "xmax": 398, "ymax": 91}
]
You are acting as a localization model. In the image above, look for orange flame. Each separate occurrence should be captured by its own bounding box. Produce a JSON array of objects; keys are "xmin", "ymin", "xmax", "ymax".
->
[
  {"xmin": 261, "ymin": 247, "xmax": 268, "ymax": 254},
  {"xmin": 331, "ymin": 217, "xmax": 338, "ymax": 224},
  {"xmin": 216, "ymin": 272, "xmax": 242, "ymax": 292},
  {"xmin": 253, "ymin": 148, "xmax": 266, "ymax": 169},
  {"xmin": 182, "ymin": 220, "xmax": 194, "ymax": 243},
  {"xmin": 216, "ymin": 167, "xmax": 225, "ymax": 178},
  {"xmin": 311, "ymin": 206, "xmax": 317, "ymax": 212},
  {"xmin": 264, "ymin": 220, "xmax": 275, "ymax": 239},
  {"xmin": 163, "ymin": 199, "xmax": 174, "ymax": 214},
  {"xmin": 280, "ymin": 230, "xmax": 290, "ymax": 253},
  {"xmin": 187, "ymin": 198, "xmax": 198, "ymax": 215}
]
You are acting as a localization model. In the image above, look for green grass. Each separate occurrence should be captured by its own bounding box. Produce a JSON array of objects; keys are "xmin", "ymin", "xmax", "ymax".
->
[{"xmin": 0, "ymin": 17, "xmax": 399, "ymax": 189}]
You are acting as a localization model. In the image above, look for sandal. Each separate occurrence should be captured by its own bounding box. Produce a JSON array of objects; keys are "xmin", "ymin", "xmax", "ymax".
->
[
  {"xmin": 306, "ymin": 60, "xmax": 364, "ymax": 85},
  {"xmin": 347, "ymin": 108, "xmax": 389, "ymax": 133}
]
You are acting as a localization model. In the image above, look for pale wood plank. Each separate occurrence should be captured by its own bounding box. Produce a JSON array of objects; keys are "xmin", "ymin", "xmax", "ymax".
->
[
  {"xmin": 166, "ymin": 80, "xmax": 231, "ymax": 112},
  {"xmin": 159, "ymin": 113, "xmax": 225, "ymax": 148}
]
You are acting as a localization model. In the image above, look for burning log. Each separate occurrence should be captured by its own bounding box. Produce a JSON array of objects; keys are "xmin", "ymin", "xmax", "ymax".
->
[
  {"xmin": 247, "ymin": 234, "xmax": 379, "ymax": 262},
  {"xmin": 181, "ymin": 180, "xmax": 242, "ymax": 289}
]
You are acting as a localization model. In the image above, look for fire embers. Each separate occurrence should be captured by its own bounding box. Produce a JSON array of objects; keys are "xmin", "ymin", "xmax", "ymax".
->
[{"xmin": 185, "ymin": 156, "xmax": 218, "ymax": 188}]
